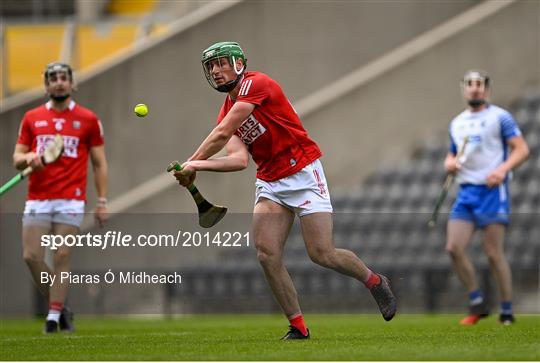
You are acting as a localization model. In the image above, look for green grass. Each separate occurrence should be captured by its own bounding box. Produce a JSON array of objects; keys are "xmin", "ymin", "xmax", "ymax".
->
[{"xmin": 1, "ymin": 314, "xmax": 539, "ymax": 360}]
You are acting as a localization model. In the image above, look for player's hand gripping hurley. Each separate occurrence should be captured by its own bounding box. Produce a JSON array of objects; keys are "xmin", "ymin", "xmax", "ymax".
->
[
  {"xmin": 0, "ymin": 134, "xmax": 64, "ymax": 197},
  {"xmin": 167, "ymin": 161, "xmax": 227, "ymax": 228},
  {"xmin": 428, "ymin": 136, "xmax": 470, "ymax": 227}
]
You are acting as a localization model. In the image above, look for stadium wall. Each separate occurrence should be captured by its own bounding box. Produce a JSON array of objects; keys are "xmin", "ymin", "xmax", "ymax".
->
[{"xmin": 306, "ymin": 0, "xmax": 539, "ymax": 194}]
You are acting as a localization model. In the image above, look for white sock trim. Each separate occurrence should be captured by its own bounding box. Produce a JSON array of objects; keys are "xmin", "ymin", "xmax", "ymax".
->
[{"xmin": 47, "ymin": 311, "xmax": 61, "ymax": 323}]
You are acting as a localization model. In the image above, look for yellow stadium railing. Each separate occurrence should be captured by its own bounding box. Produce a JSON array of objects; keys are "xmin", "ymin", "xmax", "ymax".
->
[
  {"xmin": 107, "ymin": 0, "xmax": 157, "ymax": 15},
  {"xmin": 76, "ymin": 24, "xmax": 137, "ymax": 70},
  {"xmin": 3, "ymin": 22, "xmax": 152, "ymax": 97},
  {"xmin": 5, "ymin": 24, "xmax": 65, "ymax": 93}
]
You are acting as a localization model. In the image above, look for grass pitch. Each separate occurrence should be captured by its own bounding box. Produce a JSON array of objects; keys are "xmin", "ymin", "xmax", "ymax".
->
[{"xmin": 1, "ymin": 314, "xmax": 539, "ymax": 360}]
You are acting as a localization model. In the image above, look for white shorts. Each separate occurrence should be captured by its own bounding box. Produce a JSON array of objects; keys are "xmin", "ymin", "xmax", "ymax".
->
[
  {"xmin": 22, "ymin": 199, "xmax": 85, "ymax": 228},
  {"xmin": 255, "ymin": 159, "xmax": 333, "ymax": 217}
]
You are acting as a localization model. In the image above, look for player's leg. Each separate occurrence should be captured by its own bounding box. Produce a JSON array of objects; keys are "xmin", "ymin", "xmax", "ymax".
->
[
  {"xmin": 46, "ymin": 222, "xmax": 78, "ymax": 332},
  {"xmin": 21, "ymin": 200, "xmax": 54, "ymax": 302},
  {"xmin": 22, "ymin": 225, "xmax": 53, "ymax": 302},
  {"xmin": 253, "ymin": 198, "xmax": 308, "ymax": 339},
  {"xmin": 446, "ymin": 219, "xmax": 488, "ymax": 324},
  {"xmin": 300, "ymin": 212, "xmax": 396, "ymax": 321},
  {"xmin": 482, "ymin": 223, "xmax": 514, "ymax": 324},
  {"xmin": 300, "ymin": 212, "xmax": 368, "ymax": 279},
  {"xmin": 43, "ymin": 200, "xmax": 83, "ymax": 332},
  {"xmin": 446, "ymin": 220, "xmax": 477, "ymax": 291},
  {"xmin": 49, "ymin": 223, "xmax": 76, "ymax": 303},
  {"xmin": 477, "ymin": 183, "xmax": 514, "ymax": 324}
]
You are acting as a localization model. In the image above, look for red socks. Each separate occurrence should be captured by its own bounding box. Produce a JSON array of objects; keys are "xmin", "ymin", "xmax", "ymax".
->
[
  {"xmin": 289, "ymin": 313, "xmax": 309, "ymax": 336},
  {"xmin": 47, "ymin": 301, "xmax": 64, "ymax": 323},
  {"xmin": 363, "ymin": 271, "xmax": 381, "ymax": 289},
  {"xmin": 49, "ymin": 301, "xmax": 63, "ymax": 312}
]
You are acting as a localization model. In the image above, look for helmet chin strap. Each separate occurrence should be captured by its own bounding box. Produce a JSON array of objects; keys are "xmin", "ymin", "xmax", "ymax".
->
[
  {"xmin": 216, "ymin": 73, "xmax": 243, "ymax": 93},
  {"xmin": 468, "ymin": 99, "xmax": 486, "ymax": 108}
]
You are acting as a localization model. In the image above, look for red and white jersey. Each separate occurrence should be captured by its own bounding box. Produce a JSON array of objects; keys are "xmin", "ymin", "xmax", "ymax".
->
[
  {"xmin": 16, "ymin": 100, "xmax": 104, "ymax": 201},
  {"xmin": 217, "ymin": 71, "xmax": 322, "ymax": 181}
]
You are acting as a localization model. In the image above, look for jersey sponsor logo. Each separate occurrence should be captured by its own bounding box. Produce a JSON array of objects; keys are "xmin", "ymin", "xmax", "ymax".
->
[
  {"xmin": 62, "ymin": 135, "xmax": 80, "ymax": 158},
  {"xmin": 36, "ymin": 134, "xmax": 80, "ymax": 158},
  {"xmin": 239, "ymin": 79, "xmax": 253, "ymax": 96},
  {"xmin": 35, "ymin": 120, "xmax": 48, "ymax": 128},
  {"xmin": 36, "ymin": 135, "xmax": 58, "ymax": 155},
  {"xmin": 236, "ymin": 115, "xmax": 266, "ymax": 145}
]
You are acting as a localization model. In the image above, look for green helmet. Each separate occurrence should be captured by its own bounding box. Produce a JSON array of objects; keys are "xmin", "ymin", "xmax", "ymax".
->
[{"xmin": 201, "ymin": 41, "xmax": 247, "ymax": 92}]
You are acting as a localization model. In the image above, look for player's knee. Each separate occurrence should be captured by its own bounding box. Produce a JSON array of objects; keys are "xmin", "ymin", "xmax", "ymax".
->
[
  {"xmin": 53, "ymin": 249, "xmax": 70, "ymax": 266},
  {"xmin": 486, "ymin": 253, "xmax": 501, "ymax": 264},
  {"xmin": 445, "ymin": 243, "xmax": 464, "ymax": 258},
  {"xmin": 307, "ymin": 247, "xmax": 334, "ymax": 268},
  {"xmin": 484, "ymin": 247, "xmax": 503, "ymax": 263},
  {"xmin": 256, "ymin": 248, "xmax": 279, "ymax": 266},
  {"xmin": 23, "ymin": 250, "xmax": 43, "ymax": 265}
]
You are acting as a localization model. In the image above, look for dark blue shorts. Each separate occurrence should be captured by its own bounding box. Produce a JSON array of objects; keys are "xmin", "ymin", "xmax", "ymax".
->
[{"xmin": 450, "ymin": 183, "xmax": 510, "ymax": 228}]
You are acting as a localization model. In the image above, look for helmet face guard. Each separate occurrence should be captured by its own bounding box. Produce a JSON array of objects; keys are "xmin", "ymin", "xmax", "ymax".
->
[
  {"xmin": 44, "ymin": 62, "xmax": 73, "ymax": 84},
  {"xmin": 461, "ymin": 70, "xmax": 490, "ymax": 107},
  {"xmin": 202, "ymin": 42, "xmax": 247, "ymax": 92},
  {"xmin": 43, "ymin": 62, "xmax": 74, "ymax": 102}
]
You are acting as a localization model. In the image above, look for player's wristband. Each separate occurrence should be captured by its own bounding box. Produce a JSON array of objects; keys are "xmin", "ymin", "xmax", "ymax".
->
[{"xmin": 97, "ymin": 197, "xmax": 108, "ymax": 208}]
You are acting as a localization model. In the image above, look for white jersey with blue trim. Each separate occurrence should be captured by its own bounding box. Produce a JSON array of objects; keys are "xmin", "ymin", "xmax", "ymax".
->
[{"xmin": 449, "ymin": 104, "xmax": 521, "ymax": 185}]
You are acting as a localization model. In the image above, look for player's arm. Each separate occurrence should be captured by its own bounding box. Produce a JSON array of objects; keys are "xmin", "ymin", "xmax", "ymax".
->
[
  {"xmin": 188, "ymin": 101, "xmax": 255, "ymax": 161},
  {"xmin": 444, "ymin": 152, "xmax": 460, "ymax": 174},
  {"xmin": 444, "ymin": 132, "xmax": 460, "ymax": 174},
  {"xmin": 13, "ymin": 144, "xmax": 44, "ymax": 171},
  {"xmin": 90, "ymin": 145, "xmax": 108, "ymax": 227},
  {"xmin": 174, "ymin": 135, "xmax": 248, "ymax": 187},
  {"xmin": 501, "ymin": 136, "xmax": 530, "ymax": 172},
  {"xmin": 487, "ymin": 136, "xmax": 530, "ymax": 187},
  {"xmin": 501, "ymin": 135, "xmax": 530, "ymax": 171},
  {"xmin": 90, "ymin": 145, "xmax": 108, "ymax": 198},
  {"xmin": 188, "ymin": 135, "xmax": 249, "ymax": 172}
]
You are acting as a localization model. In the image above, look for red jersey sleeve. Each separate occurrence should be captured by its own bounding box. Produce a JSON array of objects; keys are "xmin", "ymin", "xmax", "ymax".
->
[
  {"xmin": 16, "ymin": 114, "xmax": 33, "ymax": 146},
  {"xmin": 216, "ymin": 103, "xmax": 228, "ymax": 124},
  {"xmin": 88, "ymin": 116, "xmax": 105, "ymax": 147},
  {"xmin": 236, "ymin": 75, "xmax": 269, "ymax": 106}
]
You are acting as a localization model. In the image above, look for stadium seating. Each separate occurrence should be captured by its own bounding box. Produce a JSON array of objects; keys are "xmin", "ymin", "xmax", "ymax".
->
[{"xmin": 167, "ymin": 93, "xmax": 539, "ymax": 313}]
